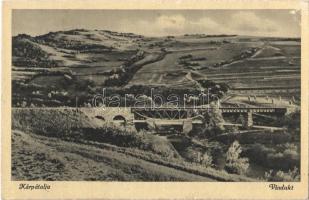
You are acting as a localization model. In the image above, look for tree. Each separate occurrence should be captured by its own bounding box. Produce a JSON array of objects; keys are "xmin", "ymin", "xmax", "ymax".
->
[
  {"xmin": 264, "ymin": 167, "xmax": 300, "ymax": 181},
  {"xmin": 225, "ymin": 140, "xmax": 249, "ymax": 175},
  {"xmin": 200, "ymin": 103, "xmax": 225, "ymax": 137}
]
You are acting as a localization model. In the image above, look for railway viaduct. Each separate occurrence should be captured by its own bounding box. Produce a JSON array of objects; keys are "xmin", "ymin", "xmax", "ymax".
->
[{"xmin": 81, "ymin": 106, "xmax": 287, "ymax": 133}]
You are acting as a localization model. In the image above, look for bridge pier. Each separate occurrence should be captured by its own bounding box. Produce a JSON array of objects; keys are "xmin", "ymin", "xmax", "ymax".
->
[
  {"xmin": 244, "ymin": 112, "xmax": 253, "ymax": 127},
  {"xmin": 183, "ymin": 120, "xmax": 193, "ymax": 134}
]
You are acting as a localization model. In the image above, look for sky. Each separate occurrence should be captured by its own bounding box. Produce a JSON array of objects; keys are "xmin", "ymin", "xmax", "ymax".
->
[{"xmin": 12, "ymin": 10, "xmax": 301, "ymax": 37}]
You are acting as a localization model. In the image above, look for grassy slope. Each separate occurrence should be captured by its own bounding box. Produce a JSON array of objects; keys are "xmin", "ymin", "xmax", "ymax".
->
[
  {"xmin": 12, "ymin": 130, "xmax": 213, "ymax": 181},
  {"xmin": 12, "ymin": 108, "xmax": 180, "ymax": 158}
]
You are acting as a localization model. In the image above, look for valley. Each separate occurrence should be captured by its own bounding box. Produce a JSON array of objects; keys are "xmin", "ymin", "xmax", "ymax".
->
[{"xmin": 11, "ymin": 29, "xmax": 301, "ymax": 181}]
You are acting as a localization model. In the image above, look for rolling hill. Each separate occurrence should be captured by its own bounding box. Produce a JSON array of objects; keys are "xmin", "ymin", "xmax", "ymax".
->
[{"xmin": 12, "ymin": 29, "xmax": 300, "ymax": 107}]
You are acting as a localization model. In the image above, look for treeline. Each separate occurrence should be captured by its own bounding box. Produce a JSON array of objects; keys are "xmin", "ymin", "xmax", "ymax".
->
[
  {"xmin": 103, "ymin": 50, "xmax": 145, "ymax": 86},
  {"xmin": 91, "ymin": 81, "xmax": 228, "ymax": 107},
  {"xmin": 12, "ymin": 79, "xmax": 229, "ymax": 107}
]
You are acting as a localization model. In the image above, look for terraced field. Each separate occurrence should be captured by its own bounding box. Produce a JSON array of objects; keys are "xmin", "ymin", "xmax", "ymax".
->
[
  {"xmin": 129, "ymin": 42, "xmax": 261, "ymax": 86},
  {"xmin": 200, "ymin": 45, "xmax": 300, "ymax": 89},
  {"xmin": 128, "ymin": 38, "xmax": 300, "ymax": 92}
]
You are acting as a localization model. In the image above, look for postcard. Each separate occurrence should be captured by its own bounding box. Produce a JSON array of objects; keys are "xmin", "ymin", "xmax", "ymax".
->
[{"xmin": 2, "ymin": 0, "xmax": 309, "ymax": 199}]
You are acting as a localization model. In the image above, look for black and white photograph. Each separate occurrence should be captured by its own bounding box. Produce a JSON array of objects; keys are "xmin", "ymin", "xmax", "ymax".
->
[{"xmin": 11, "ymin": 9, "xmax": 301, "ymax": 182}]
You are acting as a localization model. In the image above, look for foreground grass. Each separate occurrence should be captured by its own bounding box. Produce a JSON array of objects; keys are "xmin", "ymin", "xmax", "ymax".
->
[{"xmin": 12, "ymin": 130, "xmax": 213, "ymax": 181}]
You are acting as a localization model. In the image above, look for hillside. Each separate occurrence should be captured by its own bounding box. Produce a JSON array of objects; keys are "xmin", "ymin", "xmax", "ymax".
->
[
  {"xmin": 13, "ymin": 130, "xmax": 214, "ymax": 181},
  {"xmin": 12, "ymin": 29, "xmax": 301, "ymax": 107},
  {"xmin": 12, "ymin": 130, "xmax": 214, "ymax": 181}
]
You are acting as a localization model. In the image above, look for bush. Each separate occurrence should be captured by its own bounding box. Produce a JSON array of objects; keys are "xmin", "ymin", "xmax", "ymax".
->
[
  {"xmin": 264, "ymin": 167, "xmax": 300, "ymax": 181},
  {"xmin": 182, "ymin": 147, "xmax": 202, "ymax": 163},
  {"xmin": 80, "ymin": 127, "xmax": 179, "ymax": 158},
  {"xmin": 216, "ymin": 131, "xmax": 291, "ymax": 145},
  {"xmin": 181, "ymin": 147, "xmax": 213, "ymax": 167},
  {"xmin": 244, "ymin": 143, "xmax": 300, "ymax": 170},
  {"xmin": 224, "ymin": 125, "xmax": 239, "ymax": 133},
  {"xmin": 225, "ymin": 141, "xmax": 249, "ymax": 175},
  {"xmin": 12, "ymin": 109, "xmax": 93, "ymax": 138},
  {"xmin": 201, "ymin": 152, "xmax": 213, "ymax": 167}
]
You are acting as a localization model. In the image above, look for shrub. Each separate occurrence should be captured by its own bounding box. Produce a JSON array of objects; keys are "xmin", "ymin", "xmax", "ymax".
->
[
  {"xmin": 264, "ymin": 167, "xmax": 300, "ymax": 181},
  {"xmin": 201, "ymin": 152, "xmax": 213, "ymax": 167},
  {"xmin": 244, "ymin": 143, "xmax": 300, "ymax": 170},
  {"xmin": 216, "ymin": 131, "xmax": 291, "ymax": 145},
  {"xmin": 197, "ymin": 103, "xmax": 225, "ymax": 138},
  {"xmin": 181, "ymin": 147, "xmax": 213, "ymax": 167},
  {"xmin": 182, "ymin": 147, "xmax": 202, "ymax": 163},
  {"xmin": 225, "ymin": 125, "xmax": 239, "ymax": 133},
  {"xmin": 225, "ymin": 141, "xmax": 249, "ymax": 175}
]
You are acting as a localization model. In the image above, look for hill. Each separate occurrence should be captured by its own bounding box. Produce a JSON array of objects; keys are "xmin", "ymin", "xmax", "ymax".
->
[{"xmin": 12, "ymin": 29, "xmax": 301, "ymax": 107}]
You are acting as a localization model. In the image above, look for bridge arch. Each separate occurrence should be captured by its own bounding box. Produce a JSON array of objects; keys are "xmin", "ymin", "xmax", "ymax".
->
[
  {"xmin": 95, "ymin": 115, "xmax": 105, "ymax": 121},
  {"xmin": 113, "ymin": 115, "xmax": 127, "ymax": 126}
]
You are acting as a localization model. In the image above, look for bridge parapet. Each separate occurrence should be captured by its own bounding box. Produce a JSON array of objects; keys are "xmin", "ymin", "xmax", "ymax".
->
[{"xmin": 219, "ymin": 107, "xmax": 287, "ymax": 114}]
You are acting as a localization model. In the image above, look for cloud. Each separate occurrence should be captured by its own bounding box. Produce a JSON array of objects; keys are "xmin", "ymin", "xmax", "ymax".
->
[
  {"xmin": 289, "ymin": 10, "xmax": 301, "ymax": 27},
  {"xmin": 228, "ymin": 11, "xmax": 278, "ymax": 34},
  {"xmin": 120, "ymin": 14, "xmax": 223, "ymax": 36},
  {"xmin": 135, "ymin": 15, "xmax": 188, "ymax": 36},
  {"xmin": 191, "ymin": 17, "xmax": 224, "ymax": 34},
  {"xmin": 118, "ymin": 11, "xmax": 299, "ymax": 37},
  {"xmin": 13, "ymin": 10, "xmax": 300, "ymax": 37},
  {"xmin": 156, "ymin": 15, "xmax": 186, "ymax": 31}
]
